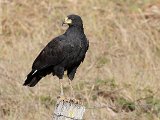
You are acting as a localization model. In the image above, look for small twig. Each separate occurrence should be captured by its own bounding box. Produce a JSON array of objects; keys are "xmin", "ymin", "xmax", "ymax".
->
[{"xmin": 136, "ymin": 88, "xmax": 160, "ymax": 102}]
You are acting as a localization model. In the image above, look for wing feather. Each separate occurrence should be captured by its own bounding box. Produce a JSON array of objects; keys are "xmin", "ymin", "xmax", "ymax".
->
[{"xmin": 32, "ymin": 36, "xmax": 65, "ymax": 70}]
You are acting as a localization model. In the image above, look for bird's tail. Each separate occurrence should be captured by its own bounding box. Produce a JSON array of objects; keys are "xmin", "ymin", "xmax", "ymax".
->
[
  {"xmin": 23, "ymin": 66, "xmax": 53, "ymax": 87},
  {"xmin": 23, "ymin": 70, "xmax": 42, "ymax": 87}
]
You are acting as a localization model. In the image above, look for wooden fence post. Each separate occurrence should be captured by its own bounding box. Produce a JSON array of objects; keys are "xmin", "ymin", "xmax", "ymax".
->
[{"xmin": 53, "ymin": 99, "xmax": 85, "ymax": 120}]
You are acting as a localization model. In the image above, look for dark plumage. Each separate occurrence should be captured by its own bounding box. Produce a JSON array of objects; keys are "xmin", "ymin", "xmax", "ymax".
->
[{"xmin": 23, "ymin": 14, "xmax": 89, "ymax": 87}]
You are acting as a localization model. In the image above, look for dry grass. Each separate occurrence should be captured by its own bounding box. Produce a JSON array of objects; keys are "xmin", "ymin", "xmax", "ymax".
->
[{"xmin": 1, "ymin": 0, "xmax": 160, "ymax": 120}]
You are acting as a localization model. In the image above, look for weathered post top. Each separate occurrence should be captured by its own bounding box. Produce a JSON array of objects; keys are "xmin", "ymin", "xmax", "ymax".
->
[{"xmin": 53, "ymin": 99, "xmax": 86, "ymax": 120}]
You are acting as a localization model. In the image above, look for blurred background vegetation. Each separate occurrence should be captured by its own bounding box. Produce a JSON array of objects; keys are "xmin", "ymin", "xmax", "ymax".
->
[{"xmin": 0, "ymin": 0, "xmax": 160, "ymax": 119}]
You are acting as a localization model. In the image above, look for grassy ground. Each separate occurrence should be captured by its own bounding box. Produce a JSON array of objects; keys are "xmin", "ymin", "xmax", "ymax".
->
[{"xmin": 1, "ymin": 0, "xmax": 160, "ymax": 120}]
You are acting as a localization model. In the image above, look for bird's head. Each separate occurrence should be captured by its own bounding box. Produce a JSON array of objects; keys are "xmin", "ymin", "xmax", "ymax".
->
[{"xmin": 62, "ymin": 14, "xmax": 83, "ymax": 27}]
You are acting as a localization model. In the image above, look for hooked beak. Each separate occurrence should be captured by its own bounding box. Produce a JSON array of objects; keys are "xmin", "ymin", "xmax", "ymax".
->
[{"xmin": 62, "ymin": 17, "xmax": 72, "ymax": 26}]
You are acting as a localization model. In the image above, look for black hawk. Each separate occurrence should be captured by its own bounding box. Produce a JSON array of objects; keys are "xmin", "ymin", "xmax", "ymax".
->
[{"xmin": 23, "ymin": 14, "xmax": 89, "ymax": 96}]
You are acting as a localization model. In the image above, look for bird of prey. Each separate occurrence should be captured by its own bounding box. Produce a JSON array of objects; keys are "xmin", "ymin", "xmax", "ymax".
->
[{"xmin": 23, "ymin": 14, "xmax": 89, "ymax": 97}]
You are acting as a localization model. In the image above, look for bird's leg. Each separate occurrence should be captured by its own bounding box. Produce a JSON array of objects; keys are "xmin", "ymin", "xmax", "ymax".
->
[
  {"xmin": 59, "ymin": 79, "xmax": 64, "ymax": 96},
  {"xmin": 68, "ymin": 79, "xmax": 80, "ymax": 104},
  {"xmin": 57, "ymin": 79, "xmax": 65, "ymax": 101},
  {"xmin": 68, "ymin": 79, "xmax": 74, "ymax": 97}
]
